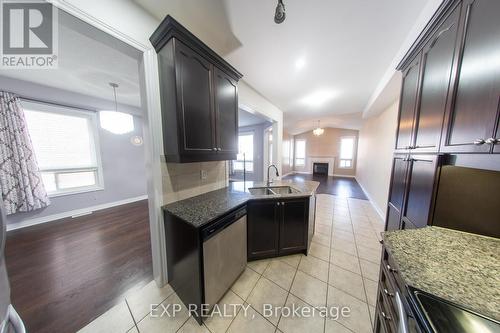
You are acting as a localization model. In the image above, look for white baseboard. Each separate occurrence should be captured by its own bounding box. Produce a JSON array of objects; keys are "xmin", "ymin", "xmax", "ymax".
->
[
  {"xmin": 281, "ymin": 172, "xmax": 295, "ymax": 177},
  {"xmin": 354, "ymin": 179, "xmax": 385, "ymax": 220},
  {"xmin": 333, "ymin": 174, "xmax": 356, "ymax": 178},
  {"xmin": 7, "ymin": 195, "xmax": 148, "ymax": 231}
]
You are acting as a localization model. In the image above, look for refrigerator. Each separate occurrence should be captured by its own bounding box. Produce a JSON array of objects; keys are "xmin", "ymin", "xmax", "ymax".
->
[{"xmin": 0, "ymin": 205, "xmax": 26, "ymax": 333}]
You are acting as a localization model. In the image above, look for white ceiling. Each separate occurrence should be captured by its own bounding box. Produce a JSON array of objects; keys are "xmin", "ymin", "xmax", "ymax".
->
[
  {"xmin": 0, "ymin": 11, "xmax": 143, "ymax": 109},
  {"xmin": 137, "ymin": 0, "xmax": 431, "ymax": 133},
  {"xmin": 239, "ymin": 109, "xmax": 271, "ymax": 127}
]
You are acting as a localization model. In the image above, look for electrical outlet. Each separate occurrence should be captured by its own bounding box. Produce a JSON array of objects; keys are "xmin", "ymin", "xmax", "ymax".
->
[{"xmin": 200, "ymin": 170, "xmax": 208, "ymax": 180}]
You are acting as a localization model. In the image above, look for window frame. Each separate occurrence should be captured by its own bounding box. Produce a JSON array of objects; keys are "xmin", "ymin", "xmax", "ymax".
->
[
  {"xmin": 234, "ymin": 131, "xmax": 254, "ymax": 173},
  {"xmin": 22, "ymin": 100, "xmax": 104, "ymax": 197},
  {"xmin": 295, "ymin": 139, "xmax": 306, "ymax": 167},
  {"xmin": 339, "ymin": 136, "xmax": 356, "ymax": 169}
]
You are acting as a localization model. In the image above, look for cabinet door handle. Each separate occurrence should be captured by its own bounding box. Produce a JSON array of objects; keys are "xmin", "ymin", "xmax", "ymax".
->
[
  {"xmin": 381, "ymin": 311, "xmax": 392, "ymax": 321},
  {"xmin": 212, "ymin": 147, "xmax": 217, "ymax": 151},
  {"xmin": 485, "ymin": 138, "xmax": 499, "ymax": 145},
  {"xmin": 473, "ymin": 139, "xmax": 485, "ymax": 145},
  {"xmin": 218, "ymin": 147, "xmax": 222, "ymax": 151},
  {"xmin": 384, "ymin": 288, "xmax": 394, "ymax": 297},
  {"xmin": 386, "ymin": 264, "xmax": 398, "ymax": 273}
]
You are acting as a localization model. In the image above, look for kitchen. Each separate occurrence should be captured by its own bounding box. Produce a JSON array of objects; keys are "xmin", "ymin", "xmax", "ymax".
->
[{"xmin": 1, "ymin": 0, "xmax": 499, "ymax": 333}]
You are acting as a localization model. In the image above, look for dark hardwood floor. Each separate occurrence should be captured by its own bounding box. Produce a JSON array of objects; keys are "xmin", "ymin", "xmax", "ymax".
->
[
  {"xmin": 5, "ymin": 200, "xmax": 153, "ymax": 333},
  {"xmin": 283, "ymin": 173, "xmax": 368, "ymax": 200}
]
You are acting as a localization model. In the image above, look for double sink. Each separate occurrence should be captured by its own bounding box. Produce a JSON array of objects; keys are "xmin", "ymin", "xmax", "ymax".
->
[{"xmin": 248, "ymin": 185, "xmax": 300, "ymax": 196}]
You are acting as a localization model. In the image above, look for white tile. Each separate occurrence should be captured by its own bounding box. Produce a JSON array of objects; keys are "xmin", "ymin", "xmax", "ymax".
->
[
  {"xmin": 178, "ymin": 317, "xmax": 210, "ymax": 333},
  {"xmin": 278, "ymin": 294, "xmax": 325, "ymax": 333},
  {"xmin": 136, "ymin": 293, "xmax": 189, "ymax": 333},
  {"xmin": 327, "ymin": 287, "xmax": 372, "ymax": 333},
  {"xmin": 263, "ymin": 261, "xmax": 297, "ymax": 290},
  {"xmin": 78, "ymin": 301, "xmax": 136, "ymax": 333},
  {"xmin": 315, "ymin": 224, "xmax": 332, "ymax": 236},
  {"xmin": 247, "ymin": 258, "xmax": 272, "ymax": 274},
  {"xmin": 359, "ymin": 259, "xmax": 380, "ymax": 282},
  {"xmin": 330, "ymin": 249, "xmax": 361, "ymax": 275},
  {"xmin": 298, "ymin": 255, "xmax": 329, "ymax": 282},
  {"xmin": 203, "ymin": 290, "xmax": 244, "ymax": 333},
  {"xmin": 278, "ymin": 254, "xmax": 304, "ymax": 268},
  {"xmin": 325, "ymin": 319, "xmax": 352, "ymax": 333},
  {"xmin": 126, "ymin": 280, "xmax": 174, "ymax": 322},
  {"xmin": 312, "ymin": 233, "xmax": 331, "ymax": 247},
  {"xmin": 364, "ymin": 278, "xmax": 378, "ymax": 307},
  {"xmin": 356, "ymin": 244, "xmax": 382, "ymax": 264},
  {"xmin": 309, "ymin": 242, "xmax": 330, "ymax": 262},
  {"xmin": 231, "ymin": 267, "xmax": 260, "ymax": 300},
  {"xmin": 290, "ymin": 271, "xmax": 328, "ymax": 308},
  {"xmin": 247, "ymin": 277, "xmax": 288, "ymax": 325},
  {"xmin": 227, "ymin": 304, "xmax": 276, "ymax": 333},
  {"xmin": 328, "ymin": 265, "xmax": 366, "ymax": 301},
  {"xmin": 331, "ymin": 239, "xmax": 357, "ymax": 256}
]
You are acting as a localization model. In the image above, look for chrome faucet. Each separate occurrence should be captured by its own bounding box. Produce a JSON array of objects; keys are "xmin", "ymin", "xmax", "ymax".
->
[{"xmin": 266, "ymin": 164, "xmax": 279, "ymax": 186}]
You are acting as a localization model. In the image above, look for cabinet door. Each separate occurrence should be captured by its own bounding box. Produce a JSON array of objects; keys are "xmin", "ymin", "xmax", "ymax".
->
[
  {"xmin": 402, "ymin": 155, "xmax": 438, "ymax": 228},
  {"xmin": 414, "ymin": 6, "xmax": 460, "ymax": 151},
  {"xmin": 279, "ymin": 199, "xmax": 308, "ymax": 255},
  {"xmin": 175, "ymin": 41, "xmax": 215, "ymax": 155},
  {"xmin": 494, "ymin": 120, "xmax": 500, "ymax": 153},
  {"xmin": 247, "ymin": 200, "xmax": 279, "ymax": 260},
  {"xmin": 442, "ymin": 0, "xmax": 500, "ymax": 153},
  {"xmin": 214, "ymin": 67, "xmax": 238, "ymax": 155},
  {"xmin": 388, "ymin": 156, "xmax": 409, "ymax": 211},
  {"xmin": 395, "ymin": 54, "xmax": 421, "ymax": 150},
  {"xmin": 385, "ymin": 204, "xmax": 401, "ymax": 231}
]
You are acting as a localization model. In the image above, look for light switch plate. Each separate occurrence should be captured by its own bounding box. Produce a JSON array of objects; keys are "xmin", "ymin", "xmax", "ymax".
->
[{"xmin": 200, "ymin": 170, "xmax": 208, "ymax": 180}]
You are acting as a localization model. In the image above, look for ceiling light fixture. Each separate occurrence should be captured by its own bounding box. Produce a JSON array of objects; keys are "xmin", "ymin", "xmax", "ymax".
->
[
  {"xmin": 300, "ymin": 89, "xmax": 336, "ymax": 107},
  {"xmin": 99, "ymin": 83, "xmax": 135, "ymax": 135},
  {"xmin": 274, "ymin": 0, "xmax": 286, "ymax": 24},
  {"xmin": 313, "ymin": 120, "xmax": 324, "ymax": 136}
]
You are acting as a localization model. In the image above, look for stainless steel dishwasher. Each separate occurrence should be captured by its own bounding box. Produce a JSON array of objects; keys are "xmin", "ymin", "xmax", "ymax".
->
[{"xmin": 202, "ymin": 207, "xmax": 247, "ymax": 308}]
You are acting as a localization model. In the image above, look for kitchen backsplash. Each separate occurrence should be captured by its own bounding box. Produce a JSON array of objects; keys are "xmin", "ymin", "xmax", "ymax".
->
[{"xmin": 161, "ymin": 159, "xmax": 228, "ymax": 204}]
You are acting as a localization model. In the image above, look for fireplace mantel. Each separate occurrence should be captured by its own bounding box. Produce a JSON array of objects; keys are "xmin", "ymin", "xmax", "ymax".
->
[{"xmin": 308, "ymin": 157, "xmax": 335, "ymax": 176}]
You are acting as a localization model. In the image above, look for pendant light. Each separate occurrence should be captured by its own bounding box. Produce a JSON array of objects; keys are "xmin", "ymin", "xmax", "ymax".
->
[
  {"xmin": 99, "ymin": 82, "xmax": 134, "ymax": 135},
  {"xmin": 274, "ymin": 0, "xmax": 286, "ymax": 24},
  {"xmin": 313, "ymin": 120, "xmax": 324, "ymax": 136}
]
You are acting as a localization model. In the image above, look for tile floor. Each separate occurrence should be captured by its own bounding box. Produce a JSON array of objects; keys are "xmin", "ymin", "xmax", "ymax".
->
[{"xmin": 78, "ymin": 194, "xmax": 384, "ymax": 333}]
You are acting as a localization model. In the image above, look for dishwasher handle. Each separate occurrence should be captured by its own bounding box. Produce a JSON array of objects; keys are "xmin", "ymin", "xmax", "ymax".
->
[
  {"xmin": 202, "ymin": 207, "xmax": 246, "ymax": 241},
  {"xmin": 396, "ymin": 291, "xmax": 409, "ymax": 333}
]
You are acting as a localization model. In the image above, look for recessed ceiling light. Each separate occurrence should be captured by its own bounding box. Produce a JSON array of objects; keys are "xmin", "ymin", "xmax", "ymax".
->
[
  {"xmin": 300, "ymin": 89, "xmax": 336, "ymax": 107},
  {"xmin": 295, "ymin": 57, "xmax": 306, "ymax": 70}
]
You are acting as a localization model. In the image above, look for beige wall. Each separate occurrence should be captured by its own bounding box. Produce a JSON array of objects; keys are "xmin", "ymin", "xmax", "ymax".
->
[
  {"xmin": 161, "ymin": 160, "xmax": 227, "ymax": 204},
  {"xmin": 356, "ymin": 101, "xmax": 399, "ymax": 218},
  {"xmin": 293, "ymin": 128, "xmax": 359, "ymax": 177}
]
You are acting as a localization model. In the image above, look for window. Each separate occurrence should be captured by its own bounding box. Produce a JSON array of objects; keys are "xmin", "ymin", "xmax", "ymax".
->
[
  {"xmin": 23, "ymin": 101, "xmax": 103, "ymax": 196},
  {"xmin": 340, "ymin": 137, "xmax": 355, "ymax": 168},
  {"xmin": 295, "ymin": 140, "xmax": 306, "ymax": 166},
  {"xmin": 234, "ymin": 133, "xmax": 254, "ymax": 172}
]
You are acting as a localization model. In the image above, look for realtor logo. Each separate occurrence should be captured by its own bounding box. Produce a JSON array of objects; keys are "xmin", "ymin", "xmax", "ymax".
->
[{"xmin": 1, "ymin": 0, "xmax": 58, "ymax": 68}]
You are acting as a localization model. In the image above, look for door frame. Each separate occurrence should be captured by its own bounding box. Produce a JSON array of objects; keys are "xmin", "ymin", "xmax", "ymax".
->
[{"xmin": 51, "ymin": 1, "xmax": 167, "ymax": 286}]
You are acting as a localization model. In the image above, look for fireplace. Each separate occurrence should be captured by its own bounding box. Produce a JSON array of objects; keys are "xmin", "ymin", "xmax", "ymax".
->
[{"xmin": 313, "ymin": 163, "xmax": 329, "ymax": 175}]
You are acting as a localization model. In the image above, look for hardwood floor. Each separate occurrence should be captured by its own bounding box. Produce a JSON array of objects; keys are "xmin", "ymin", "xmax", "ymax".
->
[
  {"xmin": 4, "ymin": 200, "xmax": 153, "ymax": 333},
  {"xmin": 283, "ymin": 173, "xmax": 368, "ymax": 200}
]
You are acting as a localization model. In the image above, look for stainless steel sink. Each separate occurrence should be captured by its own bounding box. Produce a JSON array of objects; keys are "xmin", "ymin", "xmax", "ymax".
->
[{"xmin": 248, "ymin": 186, "xmax": 299, "ymax": 195}]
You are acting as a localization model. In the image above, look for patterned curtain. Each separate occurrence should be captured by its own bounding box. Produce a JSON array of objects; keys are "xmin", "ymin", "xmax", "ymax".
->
[{"xmin": 0, "ymin": 92, "xmax": 50, "ymax": 215}]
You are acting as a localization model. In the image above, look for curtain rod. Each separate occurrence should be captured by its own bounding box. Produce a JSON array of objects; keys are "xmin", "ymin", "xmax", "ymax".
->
[{"xmin": 18, "ymin": 96, "xmax": 98, "ymax": 113}]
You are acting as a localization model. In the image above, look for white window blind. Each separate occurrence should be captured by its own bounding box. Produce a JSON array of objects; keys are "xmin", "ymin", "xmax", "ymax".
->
[
  {"xmin": 234, "ymin": 133, "xmax": 254, "ymax": 172},
  {"xmin": 340, "ymin": 137, "xmax": 355, "ymax": 169},
  {"xmin": 22, "ymin": 101, "xmax": 103, "ymax": 196},
  {"xmin": 295, "ymin": 140, "xmax": 306, "ymax": 166}
]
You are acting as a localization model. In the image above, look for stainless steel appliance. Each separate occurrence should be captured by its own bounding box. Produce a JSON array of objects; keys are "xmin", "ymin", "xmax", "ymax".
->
[
  {"xmin": 202, "ymin": 207, "xmax": 246, "ymax": 308},
  {"xmin": 0, "ymin": 205, "xmax": 26, "ymax": 333}
]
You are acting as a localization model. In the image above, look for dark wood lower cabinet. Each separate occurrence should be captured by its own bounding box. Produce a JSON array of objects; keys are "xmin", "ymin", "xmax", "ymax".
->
[
  {"xmin": 248, "ymin": 197, "xmax": 310, "ymax": 260},
  {"xmin": 247, "ymin": 200, "xmax": 279, "ymax": 259}
]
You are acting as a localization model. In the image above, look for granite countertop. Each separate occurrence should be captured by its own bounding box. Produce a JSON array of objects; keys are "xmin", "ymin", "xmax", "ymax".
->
[
  {"xmin": 163, "ymin": 179, "xmax": 319, "ymax": 228},
  {"xmin": 383, "ymin": 226, "xmax": 500, "ymax": 321}
]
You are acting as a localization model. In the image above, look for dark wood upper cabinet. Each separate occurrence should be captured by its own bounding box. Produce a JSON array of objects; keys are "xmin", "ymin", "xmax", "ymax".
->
[
  {"xmin": 401, "ymin": 155, "xmax": 439, "ymax": 229},
  {"xmin": 413, "ymin": 6, "xmax": 460, "ymax": 152},
  {"xmin": 150, "ymin": 16, "xmax": 243, "ymax": 163},
  {"xmin": 175, "ymin": 41, "xmax": 215, "ymax": 155},
  {"xmin": 386, "ymin": 204, "xmax": 401, "ymax": 231},
  {"xmin": 395, "ymin": 54, "xmax": 421, "ymax": 150},
  {"xmin": 247, "ymin": 200, "xmax": 279, "ymax": 260},
  {"xmin": 214, "ymin": 68, "xmax": 238, "ymax": 155},
  {"xmin": 441, "ymin": 0, "xmax": 500, "ymax": 153},
  {"xmin": 279, "ymin": 199, "xmax": 308, "ymax": 255}
]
